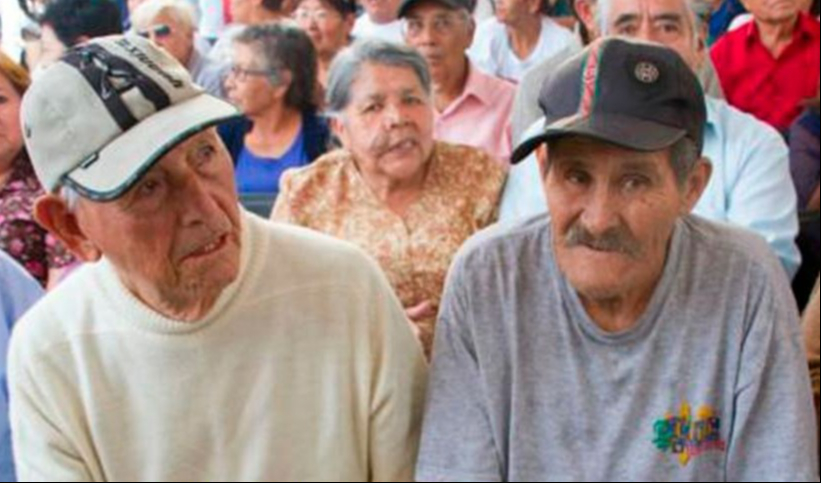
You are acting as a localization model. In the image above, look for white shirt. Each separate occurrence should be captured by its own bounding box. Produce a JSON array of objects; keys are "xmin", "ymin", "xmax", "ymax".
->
[
  {"xmin": 353, "ymin": 15, "xmax": 405, "ymax": 44},
  {"xmin": 468, "ymin": 16, "xmax": 581, "ymax": 83},
  {"xmin": 9, "ymin": 211, "xmax": 428, "ymax": 481}
]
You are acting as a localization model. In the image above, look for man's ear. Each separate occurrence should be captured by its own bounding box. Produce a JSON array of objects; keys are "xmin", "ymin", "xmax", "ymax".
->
[
  {"xmin": 536, "ymin": 143, "xmax": 550, "ymax": 180},
  {"xmin": 575, "ymin": 0, "xmax": 598, "ymax": 35},
  {"xmin": 34, "ymin": 194, "xmax": 102, "ymax": 263},
  {"xmin": 681, "ymin": 157, "xmax": 713, "ymax": 213}
]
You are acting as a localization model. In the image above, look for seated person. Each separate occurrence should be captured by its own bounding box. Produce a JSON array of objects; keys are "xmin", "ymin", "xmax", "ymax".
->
[
  {"xmin": 416, "ymin": 38, "xmax": 818, "ymax": 481},
  {"xmin": 272, "ymin": 40, "xmax": 507, "ymax": 358},
  {"xmin": 219, "ymin": 23, "xmax": 331, "ymax": 203}
]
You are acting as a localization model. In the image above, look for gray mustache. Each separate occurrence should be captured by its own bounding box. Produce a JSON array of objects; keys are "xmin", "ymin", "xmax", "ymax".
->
[{"xmin": 564, "ymin": 223, "xmax": 643, "ymax": 259}]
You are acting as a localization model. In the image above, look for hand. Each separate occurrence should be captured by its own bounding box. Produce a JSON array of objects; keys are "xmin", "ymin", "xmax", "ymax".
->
[{"xmin": 405, "ymin": 300, "xmax": 438, "ymax": 322}]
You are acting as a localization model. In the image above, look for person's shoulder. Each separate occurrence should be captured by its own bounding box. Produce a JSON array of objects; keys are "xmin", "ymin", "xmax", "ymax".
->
[
  {"xmin": 247, "ymin": 214, "xmax": 389, "ymax": 295},
  {"xmin": 682, "ymin": 215, "xmax": 784, "ymax": 280},
  {"xmin": 280, "ymin": 149, "xmax": 350, "ymax": 193},
  {"xmin": 450, "ymin": 216, "xmax": 550, "ymax": 277},
  {"xmin": 708, "ymin": 97, "xmax": 786, "ymax": 151},
  {"xmin": 435, "ymin": 142, "xmax": 507, "ymax": 180},
  {"xmin": 9, "ymin": 263, "xmax": 106, "ymax": 358}
]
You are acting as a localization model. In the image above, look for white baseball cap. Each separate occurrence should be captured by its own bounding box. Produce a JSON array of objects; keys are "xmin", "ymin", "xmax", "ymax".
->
[{"xmin": 21, "ymin": 34, "xmax": 240, "ymax": 201}]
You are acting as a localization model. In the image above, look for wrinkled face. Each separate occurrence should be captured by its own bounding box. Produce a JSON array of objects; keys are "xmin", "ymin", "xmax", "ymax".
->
[
  {"xmin": 403, "ymin": 2, "xmax": 474, "ymax": 79},
  {"xmin": 606, "ymin": 0, "xmax": 701, "ymax": 69},
  {"xmin": 224, "ymin": 42, "xmax": 285, "ymax": 117},
  {"xmin": 74, "ymin": 129, "xmax": 243, "ymax": 309},
  {"xmin": 0, "ymin": 74, "xmax": 23, "ymax": 170},
  {"xmin": 543, "ymin": 137, "xmax": 686, "ymax": 302},
  {"xmin": 361, "ymin": 0, "xmax": 402, "ymax": 23},
  {"xmin": 294, "ymin": 0, "xmax": 355, "ymax": 59},
  {"xmin": 742, "ymin": 0, "xmax": 801, "ymax": 23},
  {"xmin": 336, "ymin": 62, "xmax": 436, "ymax": 183},
  {"xmin": 496, "ymin": 0, "xmax": 540, "ymax": 24},
  {"xmin": 137, "ymin": 12, "xmax": 195, "ymax": 66}
]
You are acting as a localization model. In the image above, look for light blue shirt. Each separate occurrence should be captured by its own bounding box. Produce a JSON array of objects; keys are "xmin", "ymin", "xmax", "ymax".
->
[
  {"xmin": 0, "ymin": 252, "xmax": 44, "ymax": 482},
  {"xmin": 500, "ymin": 97, "xmax": 802, "ymax": 278}
]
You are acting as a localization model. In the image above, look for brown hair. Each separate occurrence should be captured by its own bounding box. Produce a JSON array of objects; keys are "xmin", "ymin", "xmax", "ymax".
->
[{"xmin": 0, "ymin": 51, "xmax": 31, "ymax": 96}]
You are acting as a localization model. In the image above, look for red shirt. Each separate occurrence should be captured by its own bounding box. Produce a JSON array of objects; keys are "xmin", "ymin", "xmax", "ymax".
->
[{"xmin": 711, "ymin": 14, "xmax": 820, "ymax": 132}]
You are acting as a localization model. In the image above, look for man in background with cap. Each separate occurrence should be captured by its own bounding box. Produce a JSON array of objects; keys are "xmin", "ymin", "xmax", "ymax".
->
[
  {"xmin": 8, "ymin": 35, "xmax": 427, "ymax": 481},
  {"xmin": 416, "ymin": 38, "xmax": 818, "ymax": 481},
  {"xmin": 399, "ymin": 0, "xmax": 516, "ymax": 163}
]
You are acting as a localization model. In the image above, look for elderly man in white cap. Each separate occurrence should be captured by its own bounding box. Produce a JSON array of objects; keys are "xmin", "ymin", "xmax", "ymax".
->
[{"xmin": 8, "ymin": 35, "xmax": 427, "ymax": 482}]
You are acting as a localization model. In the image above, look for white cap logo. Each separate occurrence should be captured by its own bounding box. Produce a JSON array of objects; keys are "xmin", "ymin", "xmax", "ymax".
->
[{"xmin": 635, "ymin": 62, "xmax": 660, "ymax": 84}]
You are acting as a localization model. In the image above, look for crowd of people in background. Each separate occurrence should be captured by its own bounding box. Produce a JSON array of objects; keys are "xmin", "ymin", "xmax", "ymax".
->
[{"xmin": 0, "ymin": 0, "xmax": 818, "ymax": 480}]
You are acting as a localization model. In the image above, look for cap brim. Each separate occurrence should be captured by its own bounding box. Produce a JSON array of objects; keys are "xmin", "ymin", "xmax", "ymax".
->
[
  {"xmin": 398, "ymin": 0, "xmax": 463, "ymax": 17},
  {"xmin": 511, "ymin": 113, "xmax": 688, "ymax": 164},
  {"xmin": 63, "ymin": 94, "xmax": 240, "ymax": 201}
]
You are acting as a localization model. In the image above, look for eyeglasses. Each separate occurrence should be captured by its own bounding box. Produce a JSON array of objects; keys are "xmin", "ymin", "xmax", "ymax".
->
[
  {"xmin": 293, "ymin": 8, "xmax": 343, "ymax": 23},
  {"xmin": 137, "ymin": 24, "xmax": 173, "ymax": 39},
  {"xmin": 401, "ymin": 14, "xmax": 468, "ymax": 38},
  {"xmin": 228, "ymin": 65, "xmax": 278, "ymax": 81}
]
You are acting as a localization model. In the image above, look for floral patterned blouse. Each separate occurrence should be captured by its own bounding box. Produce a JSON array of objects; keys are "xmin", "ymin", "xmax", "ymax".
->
[
  {"xmin": 272, "ymin": 142, "xmax": 508, "ymax": 358},
  {"xmin": 0, "ymin": 153, "xmax": 76, "ymax": 287}
]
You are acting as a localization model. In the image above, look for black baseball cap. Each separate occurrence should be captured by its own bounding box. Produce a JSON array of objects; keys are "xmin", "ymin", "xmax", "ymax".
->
[
  {"xmin": 398, "ymin": 0, "xmax": 474, "ymax": 18},
  {"xmin": 511, "ymin": 38, "xmax": 707, "ymax": 164}
]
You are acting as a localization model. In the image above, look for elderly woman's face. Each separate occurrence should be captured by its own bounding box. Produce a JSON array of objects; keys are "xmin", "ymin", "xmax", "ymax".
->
[
  {"xmin": 73, "ymin": 129, "xmax": 243, "ymax": 312},
  {"xmin": 337, "ymin": 62, "xmax": 435, "ymax": 184},
  {"xmin": 543, "ymin": 137, "xmax": 688, "ymax": 304},
  {"xmin": 224, "ymin": 42, "xmax": 285, "ymax": 117},
  {"xmin": 0, "ymin": 74, "xmax": 23, "ymax": 170},
  {"xmin": 294, "ymin": 0, "xmax": 354, "ymax": 59}
]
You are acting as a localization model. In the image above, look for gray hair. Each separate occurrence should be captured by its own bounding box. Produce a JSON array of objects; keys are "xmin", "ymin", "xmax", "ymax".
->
[
  {"xmin": 595, "ymin": 0, "xmax": 702, "ymax": 50},
  {"xmin": 325, "ymin": 39, "xmax": 432, "ymax": 118},
  {"xmin": 130, "ymin": 0, "xmax": 199, "ymax": 32},
  {"xmin": 670, "ymin": 137, "xmax": 701, "ymax": 185}
]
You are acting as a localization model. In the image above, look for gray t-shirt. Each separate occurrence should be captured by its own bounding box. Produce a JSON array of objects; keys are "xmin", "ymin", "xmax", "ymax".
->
[{"xmin": 417, "ymin": 215, "xmax": 819, "ymax": 482}]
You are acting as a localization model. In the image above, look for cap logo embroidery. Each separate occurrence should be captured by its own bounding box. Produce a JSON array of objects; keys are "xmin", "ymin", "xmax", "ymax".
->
[{"xmin": 635, "ymin": 62, "xmax": 660, "ymax": 84}]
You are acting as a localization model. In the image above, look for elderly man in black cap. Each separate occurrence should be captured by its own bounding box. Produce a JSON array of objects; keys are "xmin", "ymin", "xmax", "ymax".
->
[{"xmin": 416, "ymin": 37, "xmax": 818, "ymax": 481}]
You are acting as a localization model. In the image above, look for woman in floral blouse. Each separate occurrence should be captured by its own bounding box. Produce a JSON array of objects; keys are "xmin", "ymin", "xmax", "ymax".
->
[
  {"xmin": 272, "ymin": 41, "xmax": 507, "ymax": 358},
  {"xmin": 0, "ymin": 52, "xmax": 76, "ymax": 288}
]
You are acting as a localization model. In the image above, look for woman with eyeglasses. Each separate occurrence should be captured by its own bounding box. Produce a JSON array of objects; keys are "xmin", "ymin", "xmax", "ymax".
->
[
  {"xmin": 293, "ymin": 0, "xmax": 357, "ymax": 88},
  {"xmin": 219, "ymin": 23, "xmax": 331, "ymax": 204}
]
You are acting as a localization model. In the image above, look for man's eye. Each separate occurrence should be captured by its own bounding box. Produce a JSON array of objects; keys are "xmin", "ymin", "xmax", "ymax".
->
[
  {"xmin": 196, "ymin": 145, "xmax": 217, "ymax": 166},
  {"xmin": 567, "ymin": 171, "xmax": 590, "ymax": 185},
  {"xmin": 623, "ymin": 175, "xmax": 650, "ymax": 191}
]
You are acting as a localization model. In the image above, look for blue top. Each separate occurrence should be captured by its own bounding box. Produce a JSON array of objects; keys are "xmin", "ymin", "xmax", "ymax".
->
[
  {"xmin": 235, "ymin": 128, "xmax": 307, "ymax": 197},
  {"xmin": 500, "ymin": 97, "xmax": 802, "ymax": 278},
  {"xmin": 0, "ymin": 252, "xmax": 44, "ymax": 482},
  {"xmin": 708, "ymin": 0, "xmax": 747, "ymax": 45}
]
